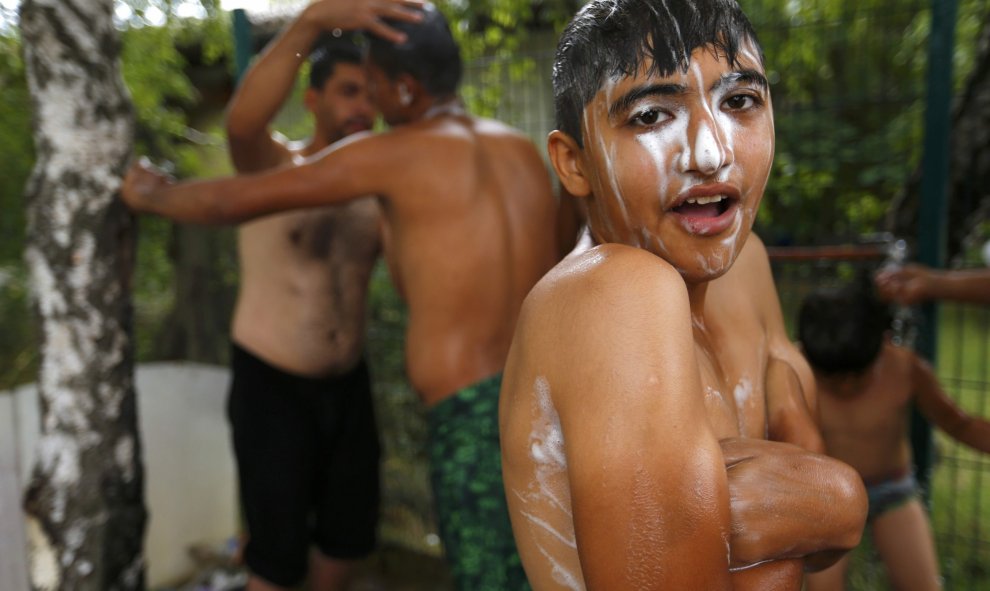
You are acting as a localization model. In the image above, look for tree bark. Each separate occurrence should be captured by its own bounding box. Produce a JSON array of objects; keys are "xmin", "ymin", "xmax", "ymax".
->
[
  {"xmin": 19, "ymin": 1, "xmax": 146, "ymax": 590},
  {"xmin": 153, "ymin": 224, "xmax": 236, "ymax": 364}
]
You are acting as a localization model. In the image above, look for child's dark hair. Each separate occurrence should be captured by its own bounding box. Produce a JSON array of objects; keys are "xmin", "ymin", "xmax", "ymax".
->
[
  {"xmin": 367, "ymin": 3, "xmax": 462, "ymax": 97},
  {"xmin": 309, "ymin": 32, "xmax": 365, "ymax": 90},
  {"xmin": 552, "ymin": 0, "xmax": 763, "ymax": 147},
  {"xmin": 798, "ymin": 274, "xmax": 893, "ymax": 375}
]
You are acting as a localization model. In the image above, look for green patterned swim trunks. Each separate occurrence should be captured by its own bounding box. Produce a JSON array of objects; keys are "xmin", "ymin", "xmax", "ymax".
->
[{"xmin": 428, "ymin": 373, "xmax": 530, "ymax": 591}]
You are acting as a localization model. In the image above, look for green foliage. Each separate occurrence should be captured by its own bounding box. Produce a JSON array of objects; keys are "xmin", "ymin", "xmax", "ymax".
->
[
  {"xmin": 0, "ymin": 1, "xmax": 235, "ymax": 387},
  {"xmin": 437, "ymin": 0, "xmax": 577, "ymax": 116},
  {"xmin": 745, "ymin": 0, "xmax": 988, "ymax": 245},
  {"xmin": 0, "ymin": 266, "xmax": 36, "ymax": 389},
  {"xmin": 119, "ymin": 0, "xmax": 230, "ymax": 164},
  {"xmin": 0, "ymin": 32, "xmax": 32, "ymax": 266}
]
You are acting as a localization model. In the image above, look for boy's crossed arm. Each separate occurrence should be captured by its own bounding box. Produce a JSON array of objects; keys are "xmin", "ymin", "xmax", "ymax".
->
[{"xmin": 505, "ymin": 244, "xmax": 865, "ymax": 588}]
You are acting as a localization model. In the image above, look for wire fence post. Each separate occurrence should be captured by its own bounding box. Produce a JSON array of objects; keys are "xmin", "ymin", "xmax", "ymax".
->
[
  {"xmin": 913, "ymin": 0, "xmax": 958, "ymax": 498},
  {"xmin": 232, "ymin": 8, "xmax": 252, "ymax": 83}
]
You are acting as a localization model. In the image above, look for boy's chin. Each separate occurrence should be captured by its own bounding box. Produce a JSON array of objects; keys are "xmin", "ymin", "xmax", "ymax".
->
[
  {"xmin": 675, "ymin": 262, "xmax": 735, "ymax": 285},
  {"xmin": 663, "ymin": 242, "xmax": 747, "ymax": 284}
]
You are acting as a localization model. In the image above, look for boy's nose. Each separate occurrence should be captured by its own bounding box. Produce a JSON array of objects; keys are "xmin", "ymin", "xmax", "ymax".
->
[{"xmin": 679, "ymin": 116, "xmax": 734, "ymax": 176}]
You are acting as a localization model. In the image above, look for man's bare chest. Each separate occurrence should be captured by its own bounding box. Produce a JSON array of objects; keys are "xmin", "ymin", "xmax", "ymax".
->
[{"xmin": 284, "ymin": 200, "xmax": 380, "ymax": 264}]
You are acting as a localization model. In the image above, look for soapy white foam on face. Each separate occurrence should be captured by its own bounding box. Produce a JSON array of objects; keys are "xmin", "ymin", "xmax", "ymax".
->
[
  {"xmin": 690, "ymin": 63, "xmax": 729, "ymax": 174},
  {"xmin": 693, "ymin": 121, "xmax": 723, "ymax": 174},
  {"xmin": 594, "ymin": 77, "xmax": 635, "ymax": 244},
  {"xmin": 635, "ymin": 107, "xmax": 687, "ymax": 210}
]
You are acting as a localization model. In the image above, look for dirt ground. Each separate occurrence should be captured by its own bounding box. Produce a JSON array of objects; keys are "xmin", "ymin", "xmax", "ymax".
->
[{"xmin": 167, "ymin": 543, "xmax": 454, "ymax": 591}]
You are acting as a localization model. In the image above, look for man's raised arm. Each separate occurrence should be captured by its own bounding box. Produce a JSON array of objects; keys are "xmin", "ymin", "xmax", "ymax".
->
[
  {"xmin": 876, "ymin": 263, "xmax": 990, "ymax": 306},
  {"xmin": 225, "ymin": 6, "xmax": 323, "ymax": 172}
]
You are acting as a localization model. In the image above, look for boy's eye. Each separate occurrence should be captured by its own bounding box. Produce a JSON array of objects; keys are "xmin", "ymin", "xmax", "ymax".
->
[
  {"xmin": 723, "ymin": 94, "xmax": 757, "ymax": 110},
  {"xmin": 630, "ymin": 108, "xmax": 669, "ymax": 127}
]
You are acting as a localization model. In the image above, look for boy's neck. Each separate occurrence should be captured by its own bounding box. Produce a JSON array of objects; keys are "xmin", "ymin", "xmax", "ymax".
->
[
  {"xmin": 686, "ymin": 279, "xmax": 711, "ymax": 324},
  {"xmin": 814, "ymin": 368, "xmax": 872, "ymax": 398}
]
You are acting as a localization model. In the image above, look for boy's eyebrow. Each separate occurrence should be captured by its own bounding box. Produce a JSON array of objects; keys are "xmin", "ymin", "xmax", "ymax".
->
[
  {"xmin": 712, "ymin": 69, "xmax": 769, "ymax": 92},
  {"xmin": 606, "ymin": 69, "xmax": 768, "ymax": 120},
  {"xmin": 607, "ymin": 83, "xmax": 687, "ymax": 119}
]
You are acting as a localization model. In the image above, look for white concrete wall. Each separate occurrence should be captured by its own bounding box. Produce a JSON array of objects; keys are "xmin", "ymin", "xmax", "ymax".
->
[{"xmin": 1, "ymin": 362, "xmax": 238, "ymax": 588}]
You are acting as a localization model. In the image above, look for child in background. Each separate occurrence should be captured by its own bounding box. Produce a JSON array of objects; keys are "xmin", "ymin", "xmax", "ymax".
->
[{"xmin": 801, "ymin": 277, "xmax": 990, "ymax": 591}]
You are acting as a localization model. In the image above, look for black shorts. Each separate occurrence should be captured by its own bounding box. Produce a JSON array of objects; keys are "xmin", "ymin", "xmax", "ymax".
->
[{"xmin": 227, "ymin": 343, "xmax": 381, "ymax": 588}]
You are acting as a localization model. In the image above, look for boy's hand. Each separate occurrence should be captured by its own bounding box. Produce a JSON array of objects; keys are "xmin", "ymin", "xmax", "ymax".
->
[
  {"xmin": 875, "ymin": 264, "xmax": 934, "ymax": 306},
  {"xmin": 302, "ymin": 0, "xmax": 424, "ymax": 44},
  {"xmin": 720, "ymin": 437, "xmax": 866, "ymax": 571},
  {"xmin": 120, "ymin": 158, "xmax": 174, "ymax": 212}
]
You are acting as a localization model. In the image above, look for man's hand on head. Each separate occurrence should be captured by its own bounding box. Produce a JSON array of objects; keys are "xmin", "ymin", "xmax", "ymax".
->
[
  {"xmin": 120, "ymin": 157, "xmax": 174, "ymax": 213},
  {"xmin": 302, "ymin": 0, "xmax": 424, "ymax": 44}
]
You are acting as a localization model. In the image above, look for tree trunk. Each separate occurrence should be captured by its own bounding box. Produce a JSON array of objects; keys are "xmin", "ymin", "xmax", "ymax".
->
[
  {"xmin": 887, "ymin": 19, "xmax": 990, "ymax": 261},
  {"xmin": 19, "ymin": 1, "xmax": 146, "ymax": 590},
  {"xmin": 153, "ymin": 224, "xmax": 236, "ymax": 365}
]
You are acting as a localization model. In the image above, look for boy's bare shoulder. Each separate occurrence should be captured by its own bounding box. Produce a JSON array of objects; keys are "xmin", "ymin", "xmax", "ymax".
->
[
  {"xmin": 534, "ymin": 242, "xmax": 683, "ymax": 296},
  {"xmin": 882, "ymin": 340, "xmax": 921, "ymax": 369},
  {"xmin": 521, "ymin": 243, "xmax": 689, "ymax": 335}
]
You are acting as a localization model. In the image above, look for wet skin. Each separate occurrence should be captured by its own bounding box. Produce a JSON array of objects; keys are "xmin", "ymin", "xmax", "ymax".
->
[
  {"xmin": 229, "ymin": 60, "xmax": 382, "ymax": 378},
  {"xmin": 502, "ymin": 45, "xmax": 867, "ymax": 590},
  {"xmin": 561, "ymin": 42, "xmax": 773, "ymax": 284}
]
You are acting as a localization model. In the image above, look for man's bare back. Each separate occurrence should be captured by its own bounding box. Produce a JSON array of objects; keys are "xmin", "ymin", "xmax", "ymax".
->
[
  {"xmin": 376, "ymin": 113, "xmax": 558, "ymax": 402},
  {"xmin": 125, "ymin": 110, "xmax": 558, "ymax": 402},
  {"xmin": 120, "ymin": 5, "xmax": 564, "ymax": 586}
]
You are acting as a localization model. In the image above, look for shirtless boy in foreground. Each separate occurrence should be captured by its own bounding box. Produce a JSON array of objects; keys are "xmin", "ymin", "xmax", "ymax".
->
[
  {"xmin": 800, "ymin": 279, "xmax": 990, "ymax": 591},
  {"xmin": 499, "ymin": 0, "xmax": 868, "ymax": 588}
]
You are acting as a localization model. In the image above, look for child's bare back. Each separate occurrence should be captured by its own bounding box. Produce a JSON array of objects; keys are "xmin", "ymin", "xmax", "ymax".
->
[{"xmin": 816, "ymin": 342, "xmax": 919, "ymax": 483}]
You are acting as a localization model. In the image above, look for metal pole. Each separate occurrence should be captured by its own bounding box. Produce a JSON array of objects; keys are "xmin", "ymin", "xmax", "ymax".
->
[
  {"xmin": 232, "ymin": 8, "xmax": 253, "ymax": 83},
  {"xmin": 912, "ymin": 0, "xmax": 957, "ymax": 497}
]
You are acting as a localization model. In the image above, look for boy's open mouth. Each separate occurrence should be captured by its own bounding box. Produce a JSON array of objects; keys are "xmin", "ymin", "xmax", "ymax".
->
[
  {"xmin": 671, "ymin": 194, "xmax": 732, "ymax": 218},
  {"xmin": 668, "ymin": 184, "xmax": 742, "ymax": 236}
]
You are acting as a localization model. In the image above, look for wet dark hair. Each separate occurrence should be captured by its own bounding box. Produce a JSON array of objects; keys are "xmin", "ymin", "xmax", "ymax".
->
[
  {"xmin": 367, "ymin": 3, "xmax": 462, "ymax": 96},
  {"xmin": 553, "ymin": 0, "xmax": 764, "ymax": 147},
  {"xmin": 798, "ymin": 274, "xmax": 893, "ymax": 375},
  {"xmin": 309, "ymin": 32, "xmax": 365, "ymax": 90}
]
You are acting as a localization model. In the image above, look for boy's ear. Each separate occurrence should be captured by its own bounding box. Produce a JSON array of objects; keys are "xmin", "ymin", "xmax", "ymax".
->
[
  {"xmin": 548, "ymin": 130, "xmax": 592, "ymax": 198},
  {"xmin": 303, "ymin": 87, "xmax": 317, "ymax": 113},
  {"xmin": 397, "ymin": 73, "xmax": 420, "ymax": 102}
]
